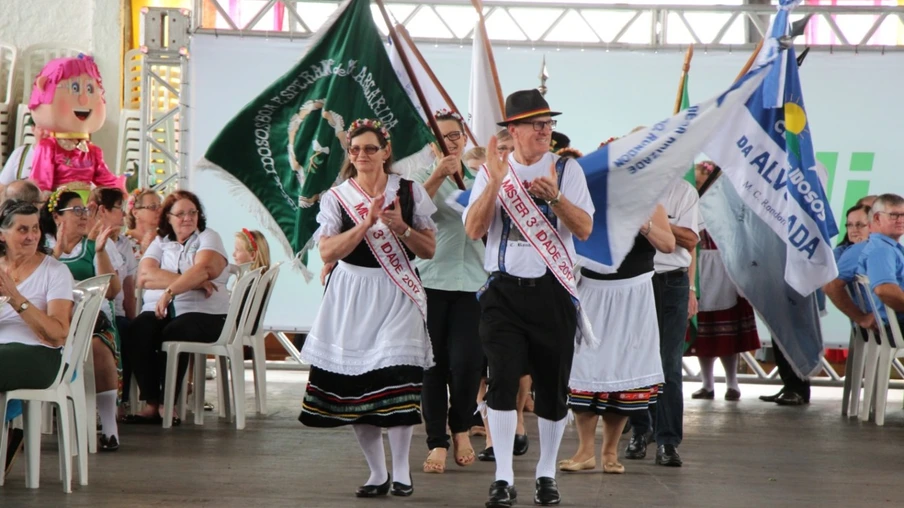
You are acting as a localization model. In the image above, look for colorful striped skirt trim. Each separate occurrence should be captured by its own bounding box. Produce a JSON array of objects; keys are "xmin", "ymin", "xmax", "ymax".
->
[
  {"xmin": 299, "ymin": 365, "xmax": 423, "ymax": 428},
  {"xmin": 568, "ymin": 385, "xmax": 660, "ymax": 417}
]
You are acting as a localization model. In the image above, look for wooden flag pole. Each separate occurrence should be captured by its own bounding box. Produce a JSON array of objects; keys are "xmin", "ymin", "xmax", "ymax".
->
[
  {"xmin": 673, "ymin": 44, "xmax": 694, "ymax": 115},
  {"xmin": 734, "ymin": 39, "xmax": 764, "ymax": 83},
  {"xmin": 395, "ymin": 24, "xmax": 479, "ymax": 147},
  {"xmin": 374, "ymin": 0, "xmax": 465, "ymax": 190},
  {"xmin": 471, "ymin": 0, "xmax": 505, "ymax": 112}
]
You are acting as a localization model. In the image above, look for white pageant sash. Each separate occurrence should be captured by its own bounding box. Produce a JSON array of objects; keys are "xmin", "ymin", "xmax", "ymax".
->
[
  {"xmin": 496, "ymin": 166, "xmax": 598, "ymax": 347},
  {"xmin": 330, "ymin": 179, "xmax": 428, "ymax": 321}
]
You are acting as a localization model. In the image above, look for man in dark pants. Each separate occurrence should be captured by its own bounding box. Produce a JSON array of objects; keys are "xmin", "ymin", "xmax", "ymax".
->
[
  {"xmin": 759, "ymin": 343, "xmax": 811, "ymax": 405},
  {"xmin": 464, "ymin": 89, "xmax": 594, "ymax": 507},
  {"xmin": 625, "ymin": 179, "xmax": 700, "ymax": 467}
]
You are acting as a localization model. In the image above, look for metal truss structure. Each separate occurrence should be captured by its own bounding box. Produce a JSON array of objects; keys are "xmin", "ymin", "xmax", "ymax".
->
[{"xmin": 192, "ymin": 0, "xmax": 904, "ymax": 51}]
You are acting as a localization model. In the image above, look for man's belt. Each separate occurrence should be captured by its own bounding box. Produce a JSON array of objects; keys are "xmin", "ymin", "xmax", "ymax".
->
[{"xmin": 654, "ymin": 267, "xmax": 688, "ymax": 276}]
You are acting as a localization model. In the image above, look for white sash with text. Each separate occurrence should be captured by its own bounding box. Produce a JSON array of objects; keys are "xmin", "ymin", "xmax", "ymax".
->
[
  {"xmin": 331, "ymin": 180, "xmax": 428, "ymax": 321},
  {"xmin": 496, "ymin": 166, "xmax": 598, "ymax": 347}
]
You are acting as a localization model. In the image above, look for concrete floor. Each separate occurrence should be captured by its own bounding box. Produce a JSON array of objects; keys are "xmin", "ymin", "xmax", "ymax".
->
[{"xmin": 2, "ymin": 371, "xmax": 902, "ymax": 508}]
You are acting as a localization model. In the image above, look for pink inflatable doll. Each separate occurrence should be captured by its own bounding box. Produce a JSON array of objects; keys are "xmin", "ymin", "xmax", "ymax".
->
[{"xmin": 28, "ymin": 54, "xmax": 125, "ymax": 200}]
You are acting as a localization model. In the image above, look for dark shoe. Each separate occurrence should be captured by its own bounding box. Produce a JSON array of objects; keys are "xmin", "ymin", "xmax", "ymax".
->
[
  {"xmin": 691, "ymin": 388, "xmax": 715, "ymax": 399},
  {"xmin": 204, "ymin": 401, "xmax": 215, "ymax": 412},
  {"xmin": 391, "ymin": 479, "xmax": 413, "ymax": 497},
  {"xmin": 486, "ymin": 480, "xmax": 517, "ymax": 508},
  {"xmin": 655, "ymin": 444, "xmax": 682, "ymax": 467},
  {"xmin": 478, "ymin": 446, "xmax": 496, "ymax": 462},
  {"xmin": 513, "ymin": 434, "xmax": 529, "ymax": 456},
  {"xmin": 624, "ymin": 432, "xmax": 648, "ymax": 460},
  {"xmin": 759, "ymin": 389, "xmax": 784, "ymax": 403},
  {"xmin": 99, "ymin": 434, "xmax": 120, "ymax": 452},
  {"xmin": 534, "ymin": 476, "xmax": 561, "ymax": 505},
  {"xmin": 122, "ymin": 413, "xmax": 163, "ymax": 425},
  {"xmin": 725, "ymin": 388, "xmax": 741, "ymax": 401},
  {"xmin": 5, "ymin": 428, "xmax": 24, "ymax": 477},
  {"xmin": 775, "ymin": 391, "xmax": 807, "ymax": 406},
  {"xmin": 355, "ymin": 474, "xmax": 391, "ymax": 498}
]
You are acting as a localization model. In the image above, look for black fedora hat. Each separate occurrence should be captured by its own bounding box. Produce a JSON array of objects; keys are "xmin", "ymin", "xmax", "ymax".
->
[{"xmin": 497, "ymin": 89, "xmax": 561, "ymax": 126}]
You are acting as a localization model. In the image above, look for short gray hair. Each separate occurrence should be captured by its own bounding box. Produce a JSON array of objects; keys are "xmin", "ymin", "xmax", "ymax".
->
[
  {"xmin": 870, "ymin": 193, "xmax": 904, "ymax": 217},
  {"xmin": 3, "ymin": 180, "xmax": 41, "ymax": 204}
]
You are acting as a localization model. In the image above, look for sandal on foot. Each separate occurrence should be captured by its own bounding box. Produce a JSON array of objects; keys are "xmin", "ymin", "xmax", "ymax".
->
[
  {"xmin": 423, "ymin": 448, "xmax": 446, "ymax": 474},
  {"xmin": 454, "ymin": 445, "xmax": 476, "ymax": 467}
]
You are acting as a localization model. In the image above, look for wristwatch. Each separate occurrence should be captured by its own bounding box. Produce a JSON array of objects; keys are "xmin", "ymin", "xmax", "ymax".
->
[
  {"xmin": 401, "ymin": 227, "xmax": 412, "ymax": 239},
  {"xmin": 15, "ymin": 301, "xmax": 29, "ymax": 314},
  {"xmin": 689, "ymin": 285, "xmax": 697, "ymax": 293},
  {"xmin": 546, "ymin": 191, "xmax": 562, "ymax": 207}
]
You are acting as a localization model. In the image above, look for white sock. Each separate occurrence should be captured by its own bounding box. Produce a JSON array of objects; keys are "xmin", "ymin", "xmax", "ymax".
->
[
  {"xmin": 698, "ymin": 357, "xmax": 716, "ymax": 391},
  {"xmin": 721, "ymin": 354, "xmax": 740, "ymax": 391},
  {"xmin": 487, "ymin": 407, "xmax": 517, "ymax": 484},
  {"xmin": 97, "ymin": 390, "xmax": 119, "ymax": 440},
  {"xmin": 387, "ymin": 425, "xmax": 414, "ymax": 486},
  {"xmin": 536, "ymin": 416, "xmax": 567, "ymax": 480},
  {"xmin": 352, "ymin": 424, "xmax": 388, "ymax": 486}
]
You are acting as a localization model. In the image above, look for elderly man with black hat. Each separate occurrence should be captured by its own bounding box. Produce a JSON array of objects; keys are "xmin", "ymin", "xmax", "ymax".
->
[{"xmin": 463, "ymin": 89, "xmax": 594, "ymax": 507}]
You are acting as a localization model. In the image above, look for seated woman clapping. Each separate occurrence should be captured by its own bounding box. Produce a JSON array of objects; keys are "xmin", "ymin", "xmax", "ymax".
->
[
  {"xmin": 0, "ymin": 200, "xmax": 74, "ymax": 470},
  {"xmin": 124, "ymin": 190, "xmax": 230, "ymax": 425},
  {"xmin": 41, "ymin": 188, "xmax": 124, "ymax": 451}
]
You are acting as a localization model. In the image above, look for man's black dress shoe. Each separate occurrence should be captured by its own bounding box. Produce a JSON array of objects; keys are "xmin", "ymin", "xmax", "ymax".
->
[
  {"xmin": 759, "ymin": 389, "xmax": 784, "ymax": 403},
  {"xmin": 691, "ymin": 388, "xmax": 715, "ymax": 399},
  {"xmin": 775, "ymin": 391, "xmax": 808, "ymax": 406},
  {"xmin": 355, "ymin": 475, "xmax": 391, "ymax": 497},
  {"xmin": 655, "ymin": 444, "xmax": 682, "ymax": 467},
  {"xmin": 513, "ymin": 434, "xmax": 529, "ymax": 456},
  {"xmin": 391, "ymin": 479, "xmax": 413, "ymax": 497},
  {"xmin": 624, "ymin": 432, "xmax": 648, "ymax": 460},
  {"xmin": 478, "ymin": 446, "xmax": 496, "ymax": 462},
  {"xmin": 534, "ymin": 476, "xmax": 561, "ymax": 506},
  {"xmin": 486, "ymin": 480, "xmax": 517, "ymax": 508}
]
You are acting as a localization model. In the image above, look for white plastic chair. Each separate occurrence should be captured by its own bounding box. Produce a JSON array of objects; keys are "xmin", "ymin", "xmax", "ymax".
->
[
  {"xmin": 20, "ymin": 43, "xmax": 87, "ymax": 104},
  {"xmin": 72, "ymin": 275, "xmax": 113, "ymax": 454},
  {"xmin": 161, "ymin": 268, "xmax": 264, "ymax": 429},
  {"xmin": 841, "ymin": 284, "xmax": 873, "ymax": 417},
  {"xmin": 0, "ymin": 285, "xmax": 105, "ymax": 492},
  {"xmin": 855, "ymin": 275, "xmax": 904, "ymax": 425},
  {"xmin": 0, "ymin": 42, "xmax": 16, "ymax": 164},
  {"xmin": 240, "ymin": 263, "xmax": 282, "ymax": 415}
]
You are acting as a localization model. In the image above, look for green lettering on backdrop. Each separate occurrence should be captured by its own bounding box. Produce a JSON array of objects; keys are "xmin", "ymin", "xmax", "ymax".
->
[{"xmin": 817, "ymin": 151, "xmax": 874, "ymax": 241}]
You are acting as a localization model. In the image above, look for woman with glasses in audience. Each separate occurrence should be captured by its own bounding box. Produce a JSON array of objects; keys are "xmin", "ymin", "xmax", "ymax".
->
[
  {"xmin": 40, "ymin": 188, "xmax": 124, "ymax": 450},
  {"xmin": 412, "ymin": 110, "xmax": 485, "ymax": 474},
  {"xmin": 299, "ymin": 119, "xmax": 436, "ymax": 498},
  {"xmin": 125, "ymin": 188, "xmax": 163, "ymax": 259},
  {"xmin": 0, "ymin": 200, "xmax": 74, "ymax": 476},
  {"xmin": 124, "ymin": 190, "xmax": 230, "ymax": 426}
]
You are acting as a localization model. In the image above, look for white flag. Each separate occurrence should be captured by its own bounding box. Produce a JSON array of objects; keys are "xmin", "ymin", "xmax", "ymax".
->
[{"xmin": 468, "ymin": 15, "xmax": 504, "ymax": 146}]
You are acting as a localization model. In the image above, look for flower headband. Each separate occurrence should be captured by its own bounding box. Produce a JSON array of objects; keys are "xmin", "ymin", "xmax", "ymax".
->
[
  {"xmin": 126, "ymin": 188, "xmax": 143, "ymax": 214},
  {"xmin": 434, "ymin": 108, "xmax": 463, "ymax": 123},
  {"xmin": 241, "ymin": 228, "xmax": 258, "ymax": 252},
  {"xmin": 556, "ymin": 147, "xmax": 584, "ymax": 159},
  {"xmin": 698, "ymin": 161, "xmax": 717, "ymax": 175},
  {"xmin": 347, "ymin": 119, "xmax": 390, "ymax": 145},
  {"xmin": 47, "ymin": 186, "xmax": 70, "ymax": 213}
]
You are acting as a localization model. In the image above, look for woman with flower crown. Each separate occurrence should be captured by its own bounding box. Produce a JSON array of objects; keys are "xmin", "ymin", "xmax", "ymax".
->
[{"xmin": 298, "ymin": 119, "xmax": 437, "ymax": 499}]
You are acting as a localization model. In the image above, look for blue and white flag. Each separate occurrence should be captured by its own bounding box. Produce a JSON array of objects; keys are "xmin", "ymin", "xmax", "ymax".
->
[
  {"xmin": 703, "ymin": 1, "xmax": 838, "ymax": 296},
  {"xmin": 701, "ymin": 176, "xmax": 824, "ymax": 378},
  {"xmin": 572, "ymin": 62, "xmax": 775, "ymax": 273}
]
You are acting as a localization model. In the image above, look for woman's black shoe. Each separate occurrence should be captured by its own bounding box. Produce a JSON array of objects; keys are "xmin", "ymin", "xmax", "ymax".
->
[
  {"xmin": 391, "ymin": 480, "xmax": 413, "ymax": 497},
  {"xmin": 355, "ymin": 475, "xmax": 391, "ymax": 497},
  {"xmin": 478, "ymin": 446, "xmax": 496, "ymax": 462},
  {"xmin": 485, "ymin": 480, "xmax": 517, "ymax": 508},
  {"xmin": 99, "ymin": 434, "xmax": 119, "ymax": 452},
  {"xmin": 513, "ymin": 434, "xmax": 528, "ymax": 456}
]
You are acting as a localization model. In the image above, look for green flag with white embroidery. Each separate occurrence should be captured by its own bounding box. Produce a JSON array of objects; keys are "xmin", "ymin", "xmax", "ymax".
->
[{"xmin": 198, "ymin": 0, "xmax": 435, "ymax": 261}]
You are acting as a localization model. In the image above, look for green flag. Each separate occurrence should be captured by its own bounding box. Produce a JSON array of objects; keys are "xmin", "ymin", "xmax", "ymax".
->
[
  {"xmin": 199, "ymin": 0, "xmax": 435, "ymax": 260},
  {"xmin": 677, "ymin": 73, "xmax": 699, "ymax": 350}
]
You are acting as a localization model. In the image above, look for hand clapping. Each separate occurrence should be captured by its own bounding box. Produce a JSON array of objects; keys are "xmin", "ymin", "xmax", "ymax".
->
[
  {"xmin": 379, "ymin": 197, "xmax": 407, "ymax": 236},
  {"xmin": 528, "ymin": 161, "xmax": 559, "ymax": 202}
]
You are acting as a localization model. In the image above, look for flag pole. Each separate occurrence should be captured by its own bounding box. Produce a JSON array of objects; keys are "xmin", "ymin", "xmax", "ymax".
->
[
  {"xmin": 374, "ymin": 0, "xmax": 466, "ymax": 190},
  {"xmin": 395, "ymin": 24, "xmax": 478, "ymax": 147},
  {"xmin": 673, "ymin": 44, "xmax": 693, "ymax": 115},
  {"xmin": 471, "ymin": 0, "xmax": 505, "ymax": 112},
  {"xmin": 734, "ymin": 39, "xmax": 764, "ymax": 82}
]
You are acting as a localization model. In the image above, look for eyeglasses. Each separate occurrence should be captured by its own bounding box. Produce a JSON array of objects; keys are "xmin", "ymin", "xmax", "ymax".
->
[
  {"xmin": 169, "ymin": 209, "xmax": 199, "ymax": 220},
  {"xmin": 135, "ymin": 204, "xmax": 162, "ymax": 211},
  {"xmin": 442, "ymin": 131, "xmax": 463, "ymax": 142},
  {"xmin": 516, "ymin": 120, "xmax": 556, "ymax": 132},
  {"xmin": 879, "ymin": 211, "xmax": 904, "ymax": 221},
  {"xmin": 58, "ymin": 206, "xmax": 90, "ymax": 217},
  {"xmin": 845, "ymin": 222, "xmax": 868, "ymax": 230},
  {"xmin": 348, "ymin": 145, "xmax": 381, "ymax": 156}
]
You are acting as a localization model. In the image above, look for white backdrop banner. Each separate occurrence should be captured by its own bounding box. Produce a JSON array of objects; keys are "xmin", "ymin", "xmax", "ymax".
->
[{"xmin": 188, "ymin": 33, "xmax": 904, "ymax": 341}]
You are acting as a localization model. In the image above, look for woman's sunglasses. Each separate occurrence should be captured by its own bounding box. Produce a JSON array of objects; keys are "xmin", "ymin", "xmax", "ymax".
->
[
  {"xmin": 58, "ymin": 206, "xmax": 90, "ymax": 217},
  {"xmin": 348, "ymin": 145, "xmax": 381, "ymax": 156}
]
